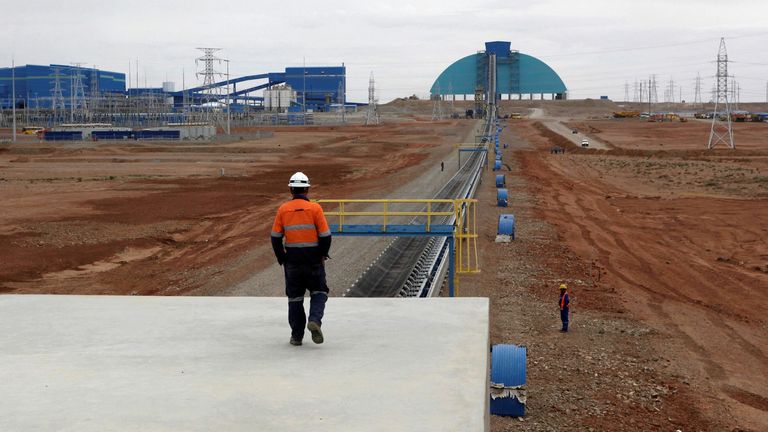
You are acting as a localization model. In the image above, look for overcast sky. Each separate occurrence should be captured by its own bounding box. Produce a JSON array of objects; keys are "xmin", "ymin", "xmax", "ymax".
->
[{"xmin": 6, "ymin": 0, "xmax": 768, "ymax": 103}]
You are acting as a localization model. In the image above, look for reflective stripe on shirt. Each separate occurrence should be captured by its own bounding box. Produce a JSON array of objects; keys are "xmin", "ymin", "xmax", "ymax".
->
[
  {"xmin": 286, "ymin": 242, "xmax": 319, "ymax": 248},
  {"xmin": 285, "ymin": 224, "xmax": 317, "ymax": 231}
]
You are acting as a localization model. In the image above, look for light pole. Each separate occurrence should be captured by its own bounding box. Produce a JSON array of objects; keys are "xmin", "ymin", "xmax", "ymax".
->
[
  {"xmin": 225, "ymin": 59, "xmax": 230, "ymax": 136},
  {"xmin": 11, "ymin": 56, "xmax": 17, "ymax": 143}
]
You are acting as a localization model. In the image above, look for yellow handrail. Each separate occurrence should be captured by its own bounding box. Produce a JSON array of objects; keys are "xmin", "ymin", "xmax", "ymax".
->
[{"xmin": 316, "ymin": 199, "xmax": 480, "ymax": 277}]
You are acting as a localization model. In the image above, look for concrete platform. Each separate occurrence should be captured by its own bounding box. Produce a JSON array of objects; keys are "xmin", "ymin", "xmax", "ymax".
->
[{"xmin": 0, "ymin": 295, "xmax": 489, "ymax": 431}]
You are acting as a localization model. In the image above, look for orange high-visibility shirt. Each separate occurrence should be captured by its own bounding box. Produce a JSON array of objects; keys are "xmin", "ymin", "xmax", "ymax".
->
[{"xmin": 271, "ymin": 198, "xmax": 331, "ymax": 248}]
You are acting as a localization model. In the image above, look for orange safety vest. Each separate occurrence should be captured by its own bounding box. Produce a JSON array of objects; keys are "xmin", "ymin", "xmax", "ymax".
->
[
  {"xmin": 560, "ymin": 291, "xmax": 570, "ymax": 310},
  {"xmin": 271, "ymin": 198, "xmax": 331, "ymax": 248}
]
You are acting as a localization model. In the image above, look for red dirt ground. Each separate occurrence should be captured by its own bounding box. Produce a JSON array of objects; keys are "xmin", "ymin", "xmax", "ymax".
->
[
  {"xmin": 0, "ymin": 120, "xmax": 470, "ymax": 295},
  {"xmin": 568, "ymin": 118, "xmax": 768, "ymax": 151},
  {"xmin": 489, "ymin": 119, "xmax": 768, "ymax": 430}
]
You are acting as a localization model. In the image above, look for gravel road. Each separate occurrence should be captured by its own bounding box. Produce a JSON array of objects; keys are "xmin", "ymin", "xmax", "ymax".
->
[{"xmin": 529, "ymin": 108, "xmax": 610, "ymax": 149}]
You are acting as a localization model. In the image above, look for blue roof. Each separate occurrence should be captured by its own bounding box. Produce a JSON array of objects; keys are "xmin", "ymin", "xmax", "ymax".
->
[{"xmin": 430, "ymin": 42, "xmax": 566, "ymax": 95}]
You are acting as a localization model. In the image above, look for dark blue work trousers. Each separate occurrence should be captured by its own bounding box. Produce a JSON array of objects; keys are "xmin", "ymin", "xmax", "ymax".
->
[
  {"xmin": 560, "ymin": 308, "xmax": 569, "ymax": 332},
  {"xmin": 284, "ymin": 262, "xmax": 328, "ymax": 341}
]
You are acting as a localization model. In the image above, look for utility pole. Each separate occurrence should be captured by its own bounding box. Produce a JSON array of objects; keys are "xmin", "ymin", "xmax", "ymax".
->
[
  {"xmin": 51, "ymin": 67, "xmax": 65, "ymax": 125},
  {"xmin": 196, "ymin": 47, "xmax": 223, "ymax": 126},
  {"xmin": 708, "ymin": 37, "xmax": 734, "ymax": 149},
  {"xmin": 70, "ymin": 63, "xmax": 88, "ymax": 123},
  {"xmin": 364, "ymin": 72, "xmax": 378, "ymax": 125},
  {"xmin": 182, "ymin": 68, "xmax": 188, "ymax": 123},
  {"xmin": 224, "ymin": 59, "xmax": 230, "ymax": 135},
  {"xmin": 624, "ymin": 81, "xmax": 629, "ymax": 102},
  {"xmin": 337, "ymin": 81, "xmax": 347, "ymax": 124},
  {"xmin": 648, "ymin": 77, "xmax": 652, "ymax": 117},
  {"xmin": 694, "ymin": 73, "xmax": 702, "ymax": 107},
  {"xmin": 12, "ymin": 56, "xmax": 16, "ymax": 143},
  {"xmin": 633, "ymin": 79, "xmax": 639, "ymax": 103},
  {"xmin": 302, "ymin": 57, "xmax": 306, "ymax": 116}
]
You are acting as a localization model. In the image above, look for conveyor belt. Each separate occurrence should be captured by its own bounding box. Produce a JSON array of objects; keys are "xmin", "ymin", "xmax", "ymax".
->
[{"xmin": 346, "ymin": 120, "xmax": 492, "ymax": 297}]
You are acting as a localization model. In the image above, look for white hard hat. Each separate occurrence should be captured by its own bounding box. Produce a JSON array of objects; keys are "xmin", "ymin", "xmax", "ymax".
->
[{"xmin": 288, "ymin": 172, "xmax": 311, "ymax": 188}]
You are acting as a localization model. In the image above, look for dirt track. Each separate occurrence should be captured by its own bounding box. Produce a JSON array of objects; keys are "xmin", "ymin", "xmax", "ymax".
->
[{"xmin": 497, "ymin": 120, "xmax": 767, "ymax": 430}]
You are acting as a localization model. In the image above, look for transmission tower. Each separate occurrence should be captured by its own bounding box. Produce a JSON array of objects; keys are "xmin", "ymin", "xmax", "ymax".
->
[
  {"xmin": 431, "ymin": 85, "xmax": 444, "ymax": 121},
  {"xmin": 50, "ymin": 67, "xmax": 66, "ymax": 124},
  {"xmin": 196, "ymin": 47, "xmax": 224, "ymax": 125},
  {"xmin": 693, "ymin": 73, "xmax": 702, "ymax": 107},
  {"xmin": 664, "ymin": 78, "xmax": 675, "ymax": 104},
  {"xmin": 633, "ymin": 79, "xmax": 639, "ymax": 102},
  {"xmin": 364, "ymin": 72, "xmax": 379, "ymax": 125},
  {"xmin": 708, "ymin": 37, "xmax": 734, "ymax": 149},
  {"xmin": 624, "ymin": 81, "xmax": 629, "ymax": 102},
  {"xmin": 337, "ymin": 81, "xmax": 346, "ymax": 124},
  {"xmin": 70, "ymin": 63, "xmax": 88, "ymax": 123},
  {"xmin": 90, "ymin": 66, "xmax": 100, "ymax": 117}
]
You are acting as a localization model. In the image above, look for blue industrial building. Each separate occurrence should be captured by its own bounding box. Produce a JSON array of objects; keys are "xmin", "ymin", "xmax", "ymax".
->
[
  {"xmin": 0, "ymin": 64, "xmax": 125, "ymax": 109},
  {"xmin": 173, "ymin": 65, "xmax": 346, "ymax": 112},
  {"xmin": 431, "ymin": 41, "xmax": 567, "ymax": 100},
  {"xmin": 1, "ymin": 63, "xmax": 345, "ymax": 113},
  {"xmin": 284, "ymin": 66, "xmax": 346, "ymax": 111}
]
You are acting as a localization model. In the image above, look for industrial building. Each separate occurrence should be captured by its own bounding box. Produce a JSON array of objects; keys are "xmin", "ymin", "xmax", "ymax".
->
[
  {"xmin": 0, "ymin": 60, "xmax": 346, "ymax": 128},
  {"xmin": 431, "ymin": 41, "xmax": 567, "ymax": 102},
  {"xmin": 0, "ymin": 64, "xmax": 125, "ymax": 109},
  {"xmin": 171, "ymin": 65, "xmax": 346, "ymax": 112},
  {"xmin": 0, "ymin": 63, "xmax": 345, "ymax": 113}
]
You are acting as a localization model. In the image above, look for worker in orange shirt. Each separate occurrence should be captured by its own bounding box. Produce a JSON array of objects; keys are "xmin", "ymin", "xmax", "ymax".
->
[{"xmin": 271, "ymin": 172, "xmax": 332, "ymax": 346}]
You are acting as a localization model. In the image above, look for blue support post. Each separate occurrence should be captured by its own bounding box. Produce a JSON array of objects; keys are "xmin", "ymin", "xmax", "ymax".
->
[{"xmin": 447, "ymin": 236, "xmax": 455, "ymax": 297}]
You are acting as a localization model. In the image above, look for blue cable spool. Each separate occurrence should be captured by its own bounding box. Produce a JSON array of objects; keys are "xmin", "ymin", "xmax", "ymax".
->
[
  {"xmin": 496, "ymin": 188, "xmax": 508, "ymax": 207},
  {"xmin": 490, "ymin": 344, "xmax": 527, "ymax": 417},
  {"xmin": 493, "ymin": 160, "xmax": 502, "ymax": 171},
  {"xmin": 497, "ymin": 214, "xmax": 515, "ymax": 239},
  {"xmin": 495, "ymin": 174, "xmax": 505, "ymax": 187}
]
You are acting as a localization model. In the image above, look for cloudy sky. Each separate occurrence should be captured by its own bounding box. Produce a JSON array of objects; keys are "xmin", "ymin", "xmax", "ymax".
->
[{"xmin": 6, "ymin": 0, "xmax": 768, "ymax": 103}]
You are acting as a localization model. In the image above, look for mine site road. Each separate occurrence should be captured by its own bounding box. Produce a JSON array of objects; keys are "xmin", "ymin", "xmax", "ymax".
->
[{"xmin": 529, "ymin": 107, "xmax": 611, "ymax": 150}]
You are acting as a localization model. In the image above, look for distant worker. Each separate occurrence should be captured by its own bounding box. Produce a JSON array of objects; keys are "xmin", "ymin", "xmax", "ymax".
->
[
  {"xmin": 558, "ymin": 284, "xmax": 570, "ymax": 332},
  {"xmin": 271, "ymin": 172, "xmax": 332, "ymax": 346},
  {"xmin": 441, "ymin": 161, "xmax": 444, "ymax": 172}
]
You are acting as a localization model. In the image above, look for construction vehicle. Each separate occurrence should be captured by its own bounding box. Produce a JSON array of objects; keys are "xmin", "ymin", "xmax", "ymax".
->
[{"xmin": 613, "ymin": 111, "xmax": 641, "ymax": 118}]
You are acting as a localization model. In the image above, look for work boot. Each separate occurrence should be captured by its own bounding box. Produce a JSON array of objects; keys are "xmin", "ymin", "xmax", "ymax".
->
[
  {"xmin": 307, "ymin": 321, "xmax": 324, "ymax": 344},
  {"xmin": 290, "ymin": 337, "xmax": 302, "ymax": 346}
]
